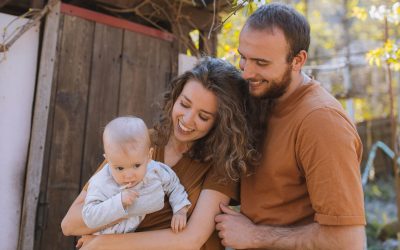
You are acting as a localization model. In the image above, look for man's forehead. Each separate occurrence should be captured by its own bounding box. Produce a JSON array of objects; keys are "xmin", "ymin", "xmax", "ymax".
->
[
  {"xmin": 238, "ymin": 26, "xmax": 290, "ymax": 56},
  {"xmin": 240, "ymin": 24, "xmax": 282, "ymax": 36}
]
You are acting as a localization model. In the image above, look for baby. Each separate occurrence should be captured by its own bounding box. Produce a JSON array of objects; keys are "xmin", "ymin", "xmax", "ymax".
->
[{"xmin": 82, "ymin": 116, "xmax": 191, "ymax": 234}]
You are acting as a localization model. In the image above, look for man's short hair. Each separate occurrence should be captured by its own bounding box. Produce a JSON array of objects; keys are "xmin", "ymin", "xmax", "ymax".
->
[{"xmin": 245, "ymin": 3, "xmax": 310, "ymax": 62}]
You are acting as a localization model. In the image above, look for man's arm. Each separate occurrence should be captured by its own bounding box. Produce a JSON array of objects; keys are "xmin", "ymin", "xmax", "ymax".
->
[{"xmin": 215, "ymin": 204, "xmax": 365, "ymax": 250}]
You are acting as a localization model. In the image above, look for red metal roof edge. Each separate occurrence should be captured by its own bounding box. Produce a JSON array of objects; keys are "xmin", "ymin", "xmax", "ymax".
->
[{"xmin": 60, "ymin": 3, "xmax": 174, "ymax": 42}]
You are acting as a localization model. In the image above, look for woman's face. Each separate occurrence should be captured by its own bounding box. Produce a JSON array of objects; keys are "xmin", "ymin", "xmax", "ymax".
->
[{"xmin": 171, "ymin": 79, "xmax": 218, "ymax": 144}]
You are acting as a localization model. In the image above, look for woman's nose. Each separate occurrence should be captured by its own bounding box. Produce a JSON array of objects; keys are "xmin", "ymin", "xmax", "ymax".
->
[{"xmin": 182, "ymin": 111, "xmax": 196, "ymax": 126}]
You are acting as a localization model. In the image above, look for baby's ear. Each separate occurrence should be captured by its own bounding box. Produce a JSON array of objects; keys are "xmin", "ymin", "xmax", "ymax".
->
[
  {"xmin": 103, "ymin": 154, "xmax": 108, "ymax": 162},
  {"xmin": 148, "ymin": 147, "xmax": 155, "ymax": 159}
]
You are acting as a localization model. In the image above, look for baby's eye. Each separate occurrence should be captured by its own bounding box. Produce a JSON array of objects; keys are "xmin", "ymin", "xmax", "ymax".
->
[
  {"xmin": 134, "ymin": 164, "xmax": 141, "ymax": 169},
  {"xmin": 116, "ymin": 167, "xmax": 124, "ymax": 171}
]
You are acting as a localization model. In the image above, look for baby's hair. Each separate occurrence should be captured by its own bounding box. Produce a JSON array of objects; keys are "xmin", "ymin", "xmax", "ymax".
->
[{"xmin": 103, "ymin": 116, "xmax": 150, "ymax": 154}]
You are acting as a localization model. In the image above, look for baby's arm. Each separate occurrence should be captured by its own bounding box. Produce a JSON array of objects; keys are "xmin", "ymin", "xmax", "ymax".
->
[
  {"xmin": 171, "ymin": 206, "xmax": 189, "ymax": 233},
  {"xmin": 156, "ymin": 162, "xmax": 191, "ymax": 231},
  {"xmin": 82, "ymin": 183, "xmax": 138, "ymax": 229}
]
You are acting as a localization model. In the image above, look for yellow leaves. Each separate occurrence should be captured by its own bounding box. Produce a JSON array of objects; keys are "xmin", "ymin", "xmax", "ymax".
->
[
  {"xmin": 223, "ymin": 44, "xmax": 231, "ymax": 52},
  {"xmin": 367, "ymin": 39, "xmax": 400, "ymax": 71},
  {"xmin": 294, "ymin": 2, "xmax": 306, "ymax": 15},
  {"xmin": 395, "ymin": 3, "xmax": 400, "ymax": 15},
  {"xmin": 309, "ymin": 10, "xmax": 336, "ymax": 50},
  {"xmin": 224, "ymin": 22, "xmax": 232, "ymax": 31},
  {"xmin": 351, "ymin": 6, "xmax": 368, "ymax": 21}
]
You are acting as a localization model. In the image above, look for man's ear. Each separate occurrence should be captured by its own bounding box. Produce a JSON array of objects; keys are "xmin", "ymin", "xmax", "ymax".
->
[{"xmin": 292, "ymin": 50, "xmax": 308, "ymax": 71}]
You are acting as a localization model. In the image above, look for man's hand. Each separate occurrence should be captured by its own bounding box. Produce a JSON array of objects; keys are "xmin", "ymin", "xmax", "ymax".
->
[
  {"xmin": 215, "ymin": 203, "xmax": 257, "ymax": 249},
  {"xmin": 171, "ymin": 206, "xmax": 188, "ymax": 233},
  {"xmin": 121, "ymin": 186, "xmax": 139, "ymax": 209}
]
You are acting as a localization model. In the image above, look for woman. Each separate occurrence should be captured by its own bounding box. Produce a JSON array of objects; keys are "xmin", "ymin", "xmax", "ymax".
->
[{"xmin": 61, "ymin": 57, "xmax": 256, "ymax": 250}]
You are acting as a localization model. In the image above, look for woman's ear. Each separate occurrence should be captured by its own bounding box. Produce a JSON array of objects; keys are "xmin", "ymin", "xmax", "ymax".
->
[{"xmin": 292, "ymin": 50, "xmax": 308, "ymax": 71}]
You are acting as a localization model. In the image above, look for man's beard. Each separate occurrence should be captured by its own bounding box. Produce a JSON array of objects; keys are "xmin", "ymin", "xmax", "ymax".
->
[{"xmin": 256, "ymin": 64, "xmax": 292, "ymax": 100}]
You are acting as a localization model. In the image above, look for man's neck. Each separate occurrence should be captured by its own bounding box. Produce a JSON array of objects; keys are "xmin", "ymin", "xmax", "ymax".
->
[{"xmin": 277, "ymin": 72, "xmax": 310, "ymax": 104}]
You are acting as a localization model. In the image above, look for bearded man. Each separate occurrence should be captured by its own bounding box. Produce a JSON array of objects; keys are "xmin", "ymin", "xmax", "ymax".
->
[{"xmin": 216, "ymin": 3, "xmax": 366, "ymax": 250}]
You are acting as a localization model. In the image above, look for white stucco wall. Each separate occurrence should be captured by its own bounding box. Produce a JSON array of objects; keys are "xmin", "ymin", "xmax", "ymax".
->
[{"xmin": 0, "ymin": 13, "xmax": 39, "ymax": 250}]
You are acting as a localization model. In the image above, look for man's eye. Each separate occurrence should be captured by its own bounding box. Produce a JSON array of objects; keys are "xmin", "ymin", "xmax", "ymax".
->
[{"xmin": 256, "ymin": 60, "xmax": 268, "ymax": 66}]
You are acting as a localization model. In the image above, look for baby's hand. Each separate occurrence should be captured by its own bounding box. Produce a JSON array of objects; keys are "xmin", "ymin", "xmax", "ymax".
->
[
  {"xmin": 171, "ymin": 206, "xmax": 188, "ymax": 233},
  {"xmin": 121, "ymin": 188, "xmax": 139, "ymax": 209}
]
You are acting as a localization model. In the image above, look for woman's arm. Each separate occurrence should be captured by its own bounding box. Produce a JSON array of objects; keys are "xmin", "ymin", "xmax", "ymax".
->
[
  {"xmin": 81, "ymin": 189, "xmax": 230, "ymax": 250},
  {"xmin": 61, "ymin": 190, "xmax": 99, "ymax": 236}
]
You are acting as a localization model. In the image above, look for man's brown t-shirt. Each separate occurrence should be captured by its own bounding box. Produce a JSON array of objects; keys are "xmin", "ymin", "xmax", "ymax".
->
[{"xmin": 241, "ymin": 82, "xmax": 365, "ymax": 228}]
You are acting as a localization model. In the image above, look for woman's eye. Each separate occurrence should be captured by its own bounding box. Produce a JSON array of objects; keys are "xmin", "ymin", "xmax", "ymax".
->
[
  {"xmin": 180, "ymin": 101, "xmax": 190, "ymax": 108},
  {"xmin": 199, "ymin": 114, "xmax": 209, "ymax": 121}
]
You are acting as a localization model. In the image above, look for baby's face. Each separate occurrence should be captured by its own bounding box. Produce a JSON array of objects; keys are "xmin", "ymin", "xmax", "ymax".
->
[{"xmin": 104, "ymin": 142, "xmax": 152, "ymax": 187}]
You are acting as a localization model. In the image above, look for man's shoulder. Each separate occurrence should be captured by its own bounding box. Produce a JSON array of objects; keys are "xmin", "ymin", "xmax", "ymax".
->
[{"xmin": 297, "ymin": 81, "xmax": 345, "ymax": 117}]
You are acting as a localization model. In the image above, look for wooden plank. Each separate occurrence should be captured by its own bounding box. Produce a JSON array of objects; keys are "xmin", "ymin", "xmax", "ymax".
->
[
  {"xmin": 118, "ymin": 32, "xmax": 172, "ymax": 127},
  {"xmin": 38, "ymin": 14, "xmax": 95, "ymax": 250},
  {"xmin": 80, "ymin": 22, "xmax": 123, "ymax": 187},
  {"xmin": 145, "ymin": 38, "xmax": 173, "ymax": 127},
  {"xmin": 119, "ymin": 31, "xmax": 150, "ymax": 121},
  {"xmin": 61, "ymin": 3, "xmax": 173, "ymax": 42},
  {"xmin": 17, "ymin": 2, "xmax": 60, "ymax": 250},
  {"xmin": 33, "ymin": 14, "xmax": 64, "ymax": 250}
]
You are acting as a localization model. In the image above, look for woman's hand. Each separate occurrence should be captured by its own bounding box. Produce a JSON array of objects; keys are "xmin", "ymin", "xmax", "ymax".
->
[{"xmin": 76, "ymin": 235, "xmax": 96, "ymax": 249}]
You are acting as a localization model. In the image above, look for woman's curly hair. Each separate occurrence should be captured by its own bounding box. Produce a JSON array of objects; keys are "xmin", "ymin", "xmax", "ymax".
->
[{"xmin": 153, "ymin": 57, "xmax": 259, "ymax": 181}]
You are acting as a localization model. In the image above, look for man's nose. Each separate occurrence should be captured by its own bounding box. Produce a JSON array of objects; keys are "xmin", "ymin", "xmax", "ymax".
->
[{"xmin": 241, "ymin": 61, "xmax": 256, "ymax": 80}]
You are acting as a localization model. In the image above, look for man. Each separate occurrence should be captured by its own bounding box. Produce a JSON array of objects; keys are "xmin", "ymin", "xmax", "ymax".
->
[{"xmin": 215, "ymin": 3, "xmax": 366, "ymax": 249}]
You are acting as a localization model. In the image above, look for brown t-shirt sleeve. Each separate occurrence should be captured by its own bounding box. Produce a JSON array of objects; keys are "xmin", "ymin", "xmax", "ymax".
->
[
  {"xmin": 82, "ymin": 160, "xmax": 108, "ymax": 191},
  {"xmin": 296, "ymin": 108, "xmax": 365, "ymax": 226},
  {"xmin": 202, "ymin": 165, "xmax": 239, "ymax": 202}
]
